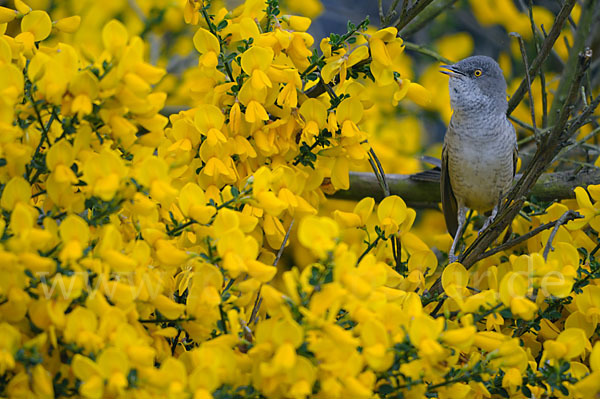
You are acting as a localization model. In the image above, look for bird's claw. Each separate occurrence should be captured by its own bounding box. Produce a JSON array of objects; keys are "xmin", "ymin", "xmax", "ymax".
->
[
  {"xmin": 478, "ymin": 219, "xmax": 493, "ymax": 235},
  {"xmin": 448, "ymin": 254, "xmax": 458, "ymax": 263}
]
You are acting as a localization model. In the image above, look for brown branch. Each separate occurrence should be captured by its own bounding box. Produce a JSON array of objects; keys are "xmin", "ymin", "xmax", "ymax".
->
[
  {"xmin": 392, "ymin": 0, "xmax": 436, "ymax": 32},
  {"xmin": 543, "ymin": 210, "xmax": 579, "ymax": 260},
  {"xmin": 248, "ymin": 219, "xmax": 294, "ymax": 326},
  {"xmin": 398, "ymin": 0, "xmax": 459, "ymax": 37},
  {"xmin": 330, "ymin": 168, "xmax": 600, "ymax": 207},
  {"xmin": 471, "ymin": 211, "xmax": 582, "ymax": 263}
]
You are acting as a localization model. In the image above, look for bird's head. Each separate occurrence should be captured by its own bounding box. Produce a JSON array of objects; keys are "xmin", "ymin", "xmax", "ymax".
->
[{"xmin": 440, "ymin": 56, "xmax": 508, "ymax": 114}]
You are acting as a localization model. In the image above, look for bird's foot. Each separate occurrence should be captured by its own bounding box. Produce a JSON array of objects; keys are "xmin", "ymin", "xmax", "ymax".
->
[
  {"xmin": 478, "ymin": 218, "xmax": 493, "ymax": 235},
  {"xmin": 448, "ymin": 254, "xmax": 458, "ymax": 263}
]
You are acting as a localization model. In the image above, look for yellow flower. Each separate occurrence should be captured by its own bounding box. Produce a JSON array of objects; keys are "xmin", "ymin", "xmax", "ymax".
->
[
  {"xmin": 321, "ymin": 44, "xmax": 369, "ymax": 86},
  {"xmin": 68, "ymin": 70, "xmax": 99, "ymax": 117},
  {"xmin": 153, "ymin": 294, "xmax": 186, "ymax": 319},
  {"xmin": 436, "ymin": 32, "xmax": 474, "ymax": 62},
  {"xmin": 20, "ymin": 10, "xmax": 52, "ymax": 43},
  {"xmin": 53, "ymin": 15, "xmax": 81, "ymax": 33},
  {"xmin": 0, "ymin": 7, "xmax": 17, "ymax": 24},
  {"xmin": 542, "ymin": 328, "xmax": 588, "ymax": 362},
  {"xmin": 46, "ymin": 140, "xmax": 78, "ymax": 184},
  {"xmin": 442, "ymin": 262, "xmax": 469, "ymax": 304},
  {"xmin": 575, "ymin": 285, "xmax": 600, "ymax": 325},
  {"xmin": 299, "ymin": 98, "xmax": 327, "ymax": 140},
  {"xmin": 194, "ymin": 104, "xmax": 227, "ymax": 145},
  {"xmin": 335, "ymin": 97, "xmax": 363, "ymax": 137},
  {"xmin": 102, "ymin": 19, "xmax": 128, "ymax": 57},
  {"xmin": 0, "ymin": 176, "xmax": 30, "ymax": 210},
  {"xmin": 178, "ymin": 183, "xmax": 216, "ymax": 224},
  {"xmin": 241, "ymin": 45, "xmax": 274, "ymax": 90},
  {"xmin": 14, "ymin": 0, "xmax": 31, "ymax": 15},
  {"xmin": 409, "ymin": 314, "xmax": 445, "ymax": 363},
  {"xmin": 499, "ymin": 272, "xmax": 537, "ymax": 320},
  {"xmin": 377, "ymin": 195, "xmax": 408, "ymax": 236},
  {"xmin": 184, "ymin": 0, "xmax": 201, "ymax": 24},
  {"xmin": 360, "ymin": 319, "xmax": 394, "ymax": 371},
  {"xmin": 298, "ymin": 215, "xmax": 338, "ymax": 258},
  {"xmin": 82, "ymin": 149, "xmax": 127, "ymax": 201},
  {"xmin": 0, "ymin": 323, "xmax": 20, "ymax": 374},
  {"xmin": 569, "ymin": 185, "xmax": 600, "ymax": 232},
  {"xmin": 334, "ymin": 197, "xmax": 375, "ymax": 228},
  {"xmin": 501, "ymin": 367, "xmax": 522, "ymax": 393},
  {"xmin": 58, "ymin": 214, "xmax": 89, "ymax": 262},
  {"xmin": 32, "ymin": 364, "xmax": 54, "ymax": 399},
  {"xmin": 441, "ymin": 325, "xmax": 476, "ymax": 351},
  {"xmin": 193, "ymin": 27, "xmax": 220, "ymax": 68},
  {"xmin": 368, "ymin": 27, "xmax": 406, "ymax": 86}
]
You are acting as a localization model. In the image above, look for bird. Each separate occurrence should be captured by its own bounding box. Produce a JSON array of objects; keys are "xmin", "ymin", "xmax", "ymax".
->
[{"xmin": 439, "ymin": 56, "xmax": 517, "ymax": 263}]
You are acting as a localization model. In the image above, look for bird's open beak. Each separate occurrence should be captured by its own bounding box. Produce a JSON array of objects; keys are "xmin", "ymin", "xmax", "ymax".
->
[{"xmin": 439, "ymin": 65, "xmax": 465, "ymax": 78}]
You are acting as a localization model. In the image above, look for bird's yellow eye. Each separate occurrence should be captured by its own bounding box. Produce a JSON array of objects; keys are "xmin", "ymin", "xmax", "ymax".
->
[{"xmin": 474, "ymin": 69, "xmax": 482, "ymax": 77}]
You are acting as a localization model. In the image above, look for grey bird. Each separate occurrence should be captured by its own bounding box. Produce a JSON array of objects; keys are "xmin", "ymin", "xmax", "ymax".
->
[{"xmin": 440, "ymin": 56, "xmax": 517, "ymax": 262}]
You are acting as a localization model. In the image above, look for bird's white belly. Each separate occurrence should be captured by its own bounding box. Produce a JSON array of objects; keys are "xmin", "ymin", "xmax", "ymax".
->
[{"xmin": 448, "ymin": 136, "xmax": 513, "ymax": 212}]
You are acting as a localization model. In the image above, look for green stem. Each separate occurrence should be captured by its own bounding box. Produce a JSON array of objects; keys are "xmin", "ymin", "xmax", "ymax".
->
[
  {"xmin": 357, "ymin": 233, "xmax": 383, "ymax": 264},
  {"xmin": 403, "ymin": 41, "xmax": 451, "ymax": 64}
]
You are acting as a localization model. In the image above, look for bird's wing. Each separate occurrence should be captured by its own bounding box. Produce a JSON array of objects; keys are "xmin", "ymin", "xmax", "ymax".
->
[
  {"xmin": 441, "ymin": 143, "xmax": 458, "ymax": 238},
  {"xmin": 421, "ymin": 155, "xmax": 442, "ymax": 168},
  {"xmin": 512, "ymin": 122, "xmax": 518, "ymax": 178},
  {"xmin": 513, "ymin": 143, "xmax": 518, "ymax": 178},
  {"xmin": 410, "ymin": 156, "xmax": 442, "ymax": 183}
]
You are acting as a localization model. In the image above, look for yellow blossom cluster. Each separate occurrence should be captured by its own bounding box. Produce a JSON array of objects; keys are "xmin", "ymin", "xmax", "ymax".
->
[{"xmin": 0, "ymin": 0, "xmax": 599, "ymax": 398}]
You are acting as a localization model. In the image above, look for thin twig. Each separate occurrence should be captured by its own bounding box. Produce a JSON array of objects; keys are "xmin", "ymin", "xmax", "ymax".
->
[
  {"xmin": 507, "ymin": 0, "xmax": 577, "ymax": 115},
  {"xmin": 472, "ymin": 212, "xmax": 582, "ymax": 263},
  {"xmin": 398, "ymin": 0, "xmax": 459, "ymax": 37},
  {"xmin": 540, "ymin": 64, "xmax": 548, "ymax": 129},
  {"xmin": 403, "ymin": 42, "xmax": 451, "ymax": 64},
  {"xmin": 368, "ymin": 148, "xmax": 390, "ymax": 196},
  {"xmin": 538, "ymin": 22, "xmax": 550, "ymax": 128},
  {"xmin": 510, "ymin": 33, "xmax": 538, "ymax": 139},
  {"xmin": 248, "ymin": 291, "xmax": 263, "ymax": 326},
  {"xmin": 138, "ymin": 316, "xmax": 195, "ymax": 323},
  {"xmin": 566, "ymin": 93, "xmax": 600, "ymax": 135},
  {"xmin": 248, "ymin": 219, "xmax": 295, "ymax": 325},
  {"xmin": 543, "ymin": 210, "xmax": 579, "ymax": 260},
  {"xmin": 274, "ymin": 219, "xmax": 294, "ymax": 267},
  {"xmin": 552, "ymin": 126, "xmax": 600, "ymax": 164},
  {"xmin": 128, "ymin": 0, "xmax": 146, "ymax": 22},
  {"xmin": 399, "ymin": 0, "xmax": 409, "ymax": 22},
  {"xmin": 523, "ymin": 0, "xmax": 547, "ymax": 111},
  {"xmin": 392, "ymin": 0, "xmax": 436, "ymax": 32},
  {"xmin": 548, "ymin": 0, "xmax": 597, "ymax": 124},
  {"xmin": 509, "ymin": 115, "xmax": 537, "ymax": 133},
  {"xmin": 386, "ymin": 0, "xmax": 401, "ymax": 24}
]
